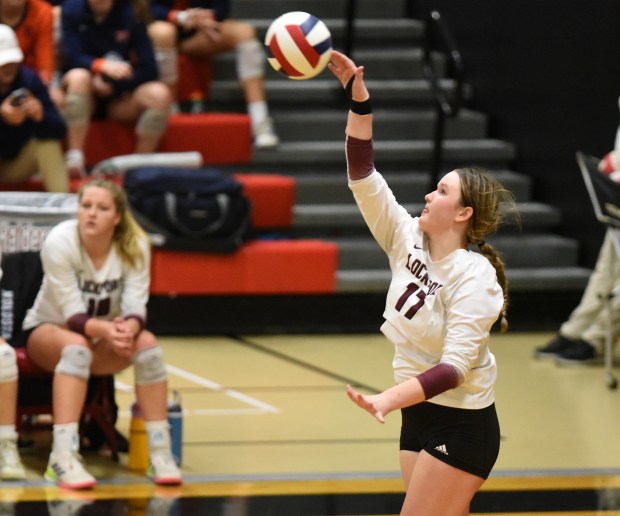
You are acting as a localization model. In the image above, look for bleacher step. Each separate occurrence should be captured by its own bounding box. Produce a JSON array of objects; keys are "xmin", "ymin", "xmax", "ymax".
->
[
  {"xmin": 293, "ymin": 201, "xmax": 560, "ymax": 231},
  {"xmin": 292, "ymin": 169, "xmax": 531, "ymax": 204},
  {"xmin": 268, "ymin": 108, "xmax": 488, "ymax": 142},
  {"xmin": 332, "ymin": 234, "xmax": 581, "ymax": 270},
  {"xmin": 231, "ymin": 0, "xmax": 410, "ymax": 20},
  {"xmin": 336, "ymin": 266, "xmax": 592, "ymax": 293},
  {"xmin": 249, "ymin": 139, "xmax": 516, "ymax": 173}
]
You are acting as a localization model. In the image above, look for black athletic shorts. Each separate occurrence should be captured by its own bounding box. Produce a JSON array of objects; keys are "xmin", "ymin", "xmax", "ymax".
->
[{"xmin": 400, "ymin": 401, "xmax": 500, "ymax": 479}]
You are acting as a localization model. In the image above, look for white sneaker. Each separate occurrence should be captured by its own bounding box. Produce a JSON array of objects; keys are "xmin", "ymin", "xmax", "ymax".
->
[
  {"xmin": 0, "ymin": 438, "xmax": 26, "ymax": 480},
  {"xmin": 253, "ymin": 118, "xmax": 280, "ymax": 149},
  {"xmin": 147, "ymin": 448, "xmax": 182, "ymax": 486},
  {"xmin": 65, "ymin": 149, "xmax": 86, "ymax": 178},
  {"xmin": 44, "ymin": 451, "xmax": 96, "ymax": 489}
]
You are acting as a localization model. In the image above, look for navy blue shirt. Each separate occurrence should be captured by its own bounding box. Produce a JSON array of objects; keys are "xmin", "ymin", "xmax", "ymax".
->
[
  {"xmin": 149, "ymin": 0, "xmax": 230, "ymax": 23},
  {"xmin": 0, "ymin": 65, "xmax": 66, "ymax": 160},
  {"xmin": 61, "ymin": 0, "xmax": 158, "ymax": 95}
]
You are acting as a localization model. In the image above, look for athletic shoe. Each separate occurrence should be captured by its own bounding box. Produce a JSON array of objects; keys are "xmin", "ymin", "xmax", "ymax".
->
[
  {"xmin": 555, "ymin": 339, "xmax": 600, "ymax": 366},
  {"xmin": 44, "ymin": 451, "xmax": 96, "ymax": 489},
  {"xmin": 253, "ymin": 118, "xmax": 280, "ymax": 149},
  {"xmin": 0, "ymin": 438, "xmax": 26, "ymax": 480},
  {"xmin": 65, "ymin": 149, "xmax": 86, "ymax": 178},
  {"xmin": 147, "ymin": 448, "xmax": 182, "ymax": 486},
  {"xmin": 534, "ymin": 334, "xmax": 576, "ymax": 359}
]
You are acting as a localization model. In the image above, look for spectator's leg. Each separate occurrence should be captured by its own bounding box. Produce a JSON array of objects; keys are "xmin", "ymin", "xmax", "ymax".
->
[
  {"xmin": 62, "ymin": 68, "xmax": 93, "ymax": 177},
  {"xmin": 0, "ymin": 140, "xmax": 39, "ymax": 184},
  {"xmin": 107, "ymin": 81, "xmax": 172, "ymax": 154},
  {"xmin": 34, "ymin": 140, "xmax": 69, "ymax": 193}
]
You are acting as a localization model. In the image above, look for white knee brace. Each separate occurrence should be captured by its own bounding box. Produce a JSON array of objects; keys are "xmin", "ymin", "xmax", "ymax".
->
[
  {"xmin": 0, "ymin": 344, "xmax": 17, "ymax": 383},
  {"xmin": 133, "ymin": 347, "xmax": 167, "ymax": 385},
  {"xmin": 64, "ymin": 93, "xmax": 90, "ymax": 127},
  {"xmin": 236, "ymin": 39, "xmax": 265, "ymax": 80},
  {"xmin": 55, "ymin": 345, "xmax": 92, "ymax": 380},
  {"xmin": 136, "ymin": 108, "xmax": 169, "ymax": 138}
]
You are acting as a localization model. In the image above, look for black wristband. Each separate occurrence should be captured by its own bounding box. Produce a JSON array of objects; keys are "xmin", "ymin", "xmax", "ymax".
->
[
  {"xmin": 350, "ymin": 98, "xmax": 372, "ymax": 115},
  {"xmin": 345, "ymin": 75, "xmax": 372, "ymax": 114}
]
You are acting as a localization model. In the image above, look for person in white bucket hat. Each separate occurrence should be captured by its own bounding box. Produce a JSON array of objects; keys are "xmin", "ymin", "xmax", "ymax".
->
[{"xmin": 0, "ymin": 23, "xmax": 68, "ymax": 192}]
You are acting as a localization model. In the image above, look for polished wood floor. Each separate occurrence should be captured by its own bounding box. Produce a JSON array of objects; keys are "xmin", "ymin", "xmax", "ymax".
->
[{"xmin": 4, "ymin": 331, "xmax": 620, "ymax": 515}]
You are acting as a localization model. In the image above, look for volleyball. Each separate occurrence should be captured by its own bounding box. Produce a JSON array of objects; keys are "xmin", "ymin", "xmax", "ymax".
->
[{"xmin": 264, "ymin": 12, "xmax": 332, "ymax": 80}]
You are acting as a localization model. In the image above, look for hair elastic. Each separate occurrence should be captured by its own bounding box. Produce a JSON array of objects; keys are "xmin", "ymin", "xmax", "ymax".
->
[{"xmin": 477, "ymin": 241, "xmax": 486, "ymax": 249}]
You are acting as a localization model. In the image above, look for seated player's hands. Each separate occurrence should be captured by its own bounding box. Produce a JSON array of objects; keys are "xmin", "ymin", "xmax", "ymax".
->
[
  {"xmin": 101, "ymin": 59, "xmax": 133, "ymax": 82},
  {"xmin": 93, "ymin": 74, "xmax": 114, "ymax": 98},
  {"xmin": 185, "ymin": 8, "xmax": 221, "ymax": 43},
  {"xmin": 106, "ymin": 318, "xmax": 135, "ymax": 358}
]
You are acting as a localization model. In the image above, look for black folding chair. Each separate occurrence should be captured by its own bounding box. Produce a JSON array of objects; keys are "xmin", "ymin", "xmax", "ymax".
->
[{"xmin": 577, "ymin": 151, "xmax": 620, "ymax": 389}]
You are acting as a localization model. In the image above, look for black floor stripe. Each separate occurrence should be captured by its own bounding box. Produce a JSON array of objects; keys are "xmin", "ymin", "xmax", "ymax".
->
[{"xmin": 233, "ymin": 336, "xmax": 383, "ymax": 394}]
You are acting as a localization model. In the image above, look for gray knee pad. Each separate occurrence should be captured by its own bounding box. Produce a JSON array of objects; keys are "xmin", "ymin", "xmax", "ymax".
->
[
  {"xmin": 136, "ymin": 108, "xmax": 169, "ymax": 138},
  {"xmin": 64, "ymin": 93, "xmax": 90, "ymax": 127},
  {"xmin": 133, "ymin": 346, "xmax": 167, "ymax": 385},
  {"xmin": 155, "ymin": 49, "xmax": 178, "ymax": 86},
  {"xmin": 0, "ymin": 344, "xmax": 17, "ymax": 383},
  {"xmin": 55, "ymin": 345, "xmax": 92, "ymax": 380},
  {"xmin": 236, "ymin": 39, "xmax": 265, "ymax": 80}
]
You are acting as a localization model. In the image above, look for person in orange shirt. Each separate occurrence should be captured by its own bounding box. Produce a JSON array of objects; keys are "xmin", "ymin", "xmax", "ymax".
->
[{"xmin": 0, "ymin": 0, "xmax": 63, "ymax": 107}]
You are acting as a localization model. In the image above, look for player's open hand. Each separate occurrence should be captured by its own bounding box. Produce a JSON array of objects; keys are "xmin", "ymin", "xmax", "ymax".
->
[
  {"xmin": 327, "ymin": 50, "xmax": 369, "ymax": 102},
  {"xmin": 346, "ymin": 384, "xmax": 386, "ymax": 424}
]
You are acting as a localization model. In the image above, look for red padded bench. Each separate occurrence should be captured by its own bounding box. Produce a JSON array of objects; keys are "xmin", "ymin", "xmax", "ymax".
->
[
  {"xmin": 83, "ymin": 113, "xmax": 252, "ymax": 167},
  {"xmin": 150, "ymin": 240, "xmax": 338, "ymax": 295}
]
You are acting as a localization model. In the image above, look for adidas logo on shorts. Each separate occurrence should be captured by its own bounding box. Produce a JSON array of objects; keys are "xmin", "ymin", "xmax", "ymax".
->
[{"xmin": 434, "ymin": 444, "xmax": 449, "ymax": 455}]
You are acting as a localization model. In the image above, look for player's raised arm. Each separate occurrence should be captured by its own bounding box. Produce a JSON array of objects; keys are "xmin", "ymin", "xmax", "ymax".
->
[{"xmin": 327, "ymin": 51, "xmax": 372, "ymax": 141}]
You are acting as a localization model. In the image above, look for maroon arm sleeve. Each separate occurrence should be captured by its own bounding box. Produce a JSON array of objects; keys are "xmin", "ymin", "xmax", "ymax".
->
[
  {"xmin": 124, "ymin": 314, "xmax": 145, "ymax": 333},
  {"xmin": 346, "ymin": 135, "xmax": 375, "ymax": 180},
  {"xmin": 417, "ymin": 363, "xmax": 461, "ymax": 400},
  {"xmin": 67, "ymin": 313, "xmax": 90, "ymax": 335}
]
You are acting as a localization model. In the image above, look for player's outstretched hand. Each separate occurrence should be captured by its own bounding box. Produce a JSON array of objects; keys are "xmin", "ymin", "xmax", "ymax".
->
[
  {"xmin": 346, "ymin": 384, "xmax": 386, "ymax": 424},
  {"xmin": 328, "ymin": 50, "xmax": 369, "ymax": 102}
]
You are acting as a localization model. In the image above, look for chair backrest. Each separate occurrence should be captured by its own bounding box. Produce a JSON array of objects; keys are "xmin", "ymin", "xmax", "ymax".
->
[
  {"xmin": 0, "ymin": 251, "xmax": 43, "ymax": 344},
  {"xmin": 577, "ymin": 151, "xmax": 620, "ymax": 229}
]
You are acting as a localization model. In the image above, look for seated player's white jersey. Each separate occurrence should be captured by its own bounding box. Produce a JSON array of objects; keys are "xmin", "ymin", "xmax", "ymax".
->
[
  {"xmin": 350, "ymin": 171, "xmax": 503, "ymax": 409},
  {"xmin": 23, "ymin": 219, "xmax": 150, "ymax": 330}
]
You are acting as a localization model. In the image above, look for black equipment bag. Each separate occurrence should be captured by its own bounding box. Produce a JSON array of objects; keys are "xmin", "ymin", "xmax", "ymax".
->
[
  {"xmin": 124, "ymin": 167, "xmax": 252, "ymax": 253},
  {"xmin": 0, "ymin": 251, "xmax": 44, "ymax": 344}
]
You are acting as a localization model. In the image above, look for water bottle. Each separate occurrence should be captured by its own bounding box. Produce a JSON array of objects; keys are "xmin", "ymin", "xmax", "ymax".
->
[
  {"xmin": 168, "ymin": 390, "xmax": 183, "ymax": 466},
  {"xmin": 128, "ymin": 402, "xmax": 148, "ymax": 472}
]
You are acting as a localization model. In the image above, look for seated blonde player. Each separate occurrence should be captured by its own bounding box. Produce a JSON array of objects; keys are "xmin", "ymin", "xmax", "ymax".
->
[{"xmin": 23, "ymin": 179, "xmax": 181, "ymax": 490}]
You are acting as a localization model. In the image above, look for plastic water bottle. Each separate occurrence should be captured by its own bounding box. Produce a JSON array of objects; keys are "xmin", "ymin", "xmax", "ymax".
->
[
  {"xmin": 128, "ymin": 402, "xmax": 148, "ymax": 472},
  {"xmin": 168, "ymin": 391, "xmax": 183, "ymax": 466}
]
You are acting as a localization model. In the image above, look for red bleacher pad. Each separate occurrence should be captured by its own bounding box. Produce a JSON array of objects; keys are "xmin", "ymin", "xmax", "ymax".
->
[
  {"xmin": 150, "ymin": 240, "xmax": 338, "ymax": 295},
  {"xmin": 233, "ymin": 174, "xmax": 294, "ymax": 228},
  {"xmin": 83, "ymin": 113, "xmax": 252, "ymax": 167},
  {"xmin": 160, "ymin": 113, "xmax": 251, "ymax": 165}
]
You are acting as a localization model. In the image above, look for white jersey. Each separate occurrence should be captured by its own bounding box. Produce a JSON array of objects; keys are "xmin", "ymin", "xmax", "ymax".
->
[
  {"xmin": 23, "ymin": 219, "xmax": 150, "ymax": 329},
  {"xmin": 349, "ymin": 171, "xmax": 503, "ymax": 409}
]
